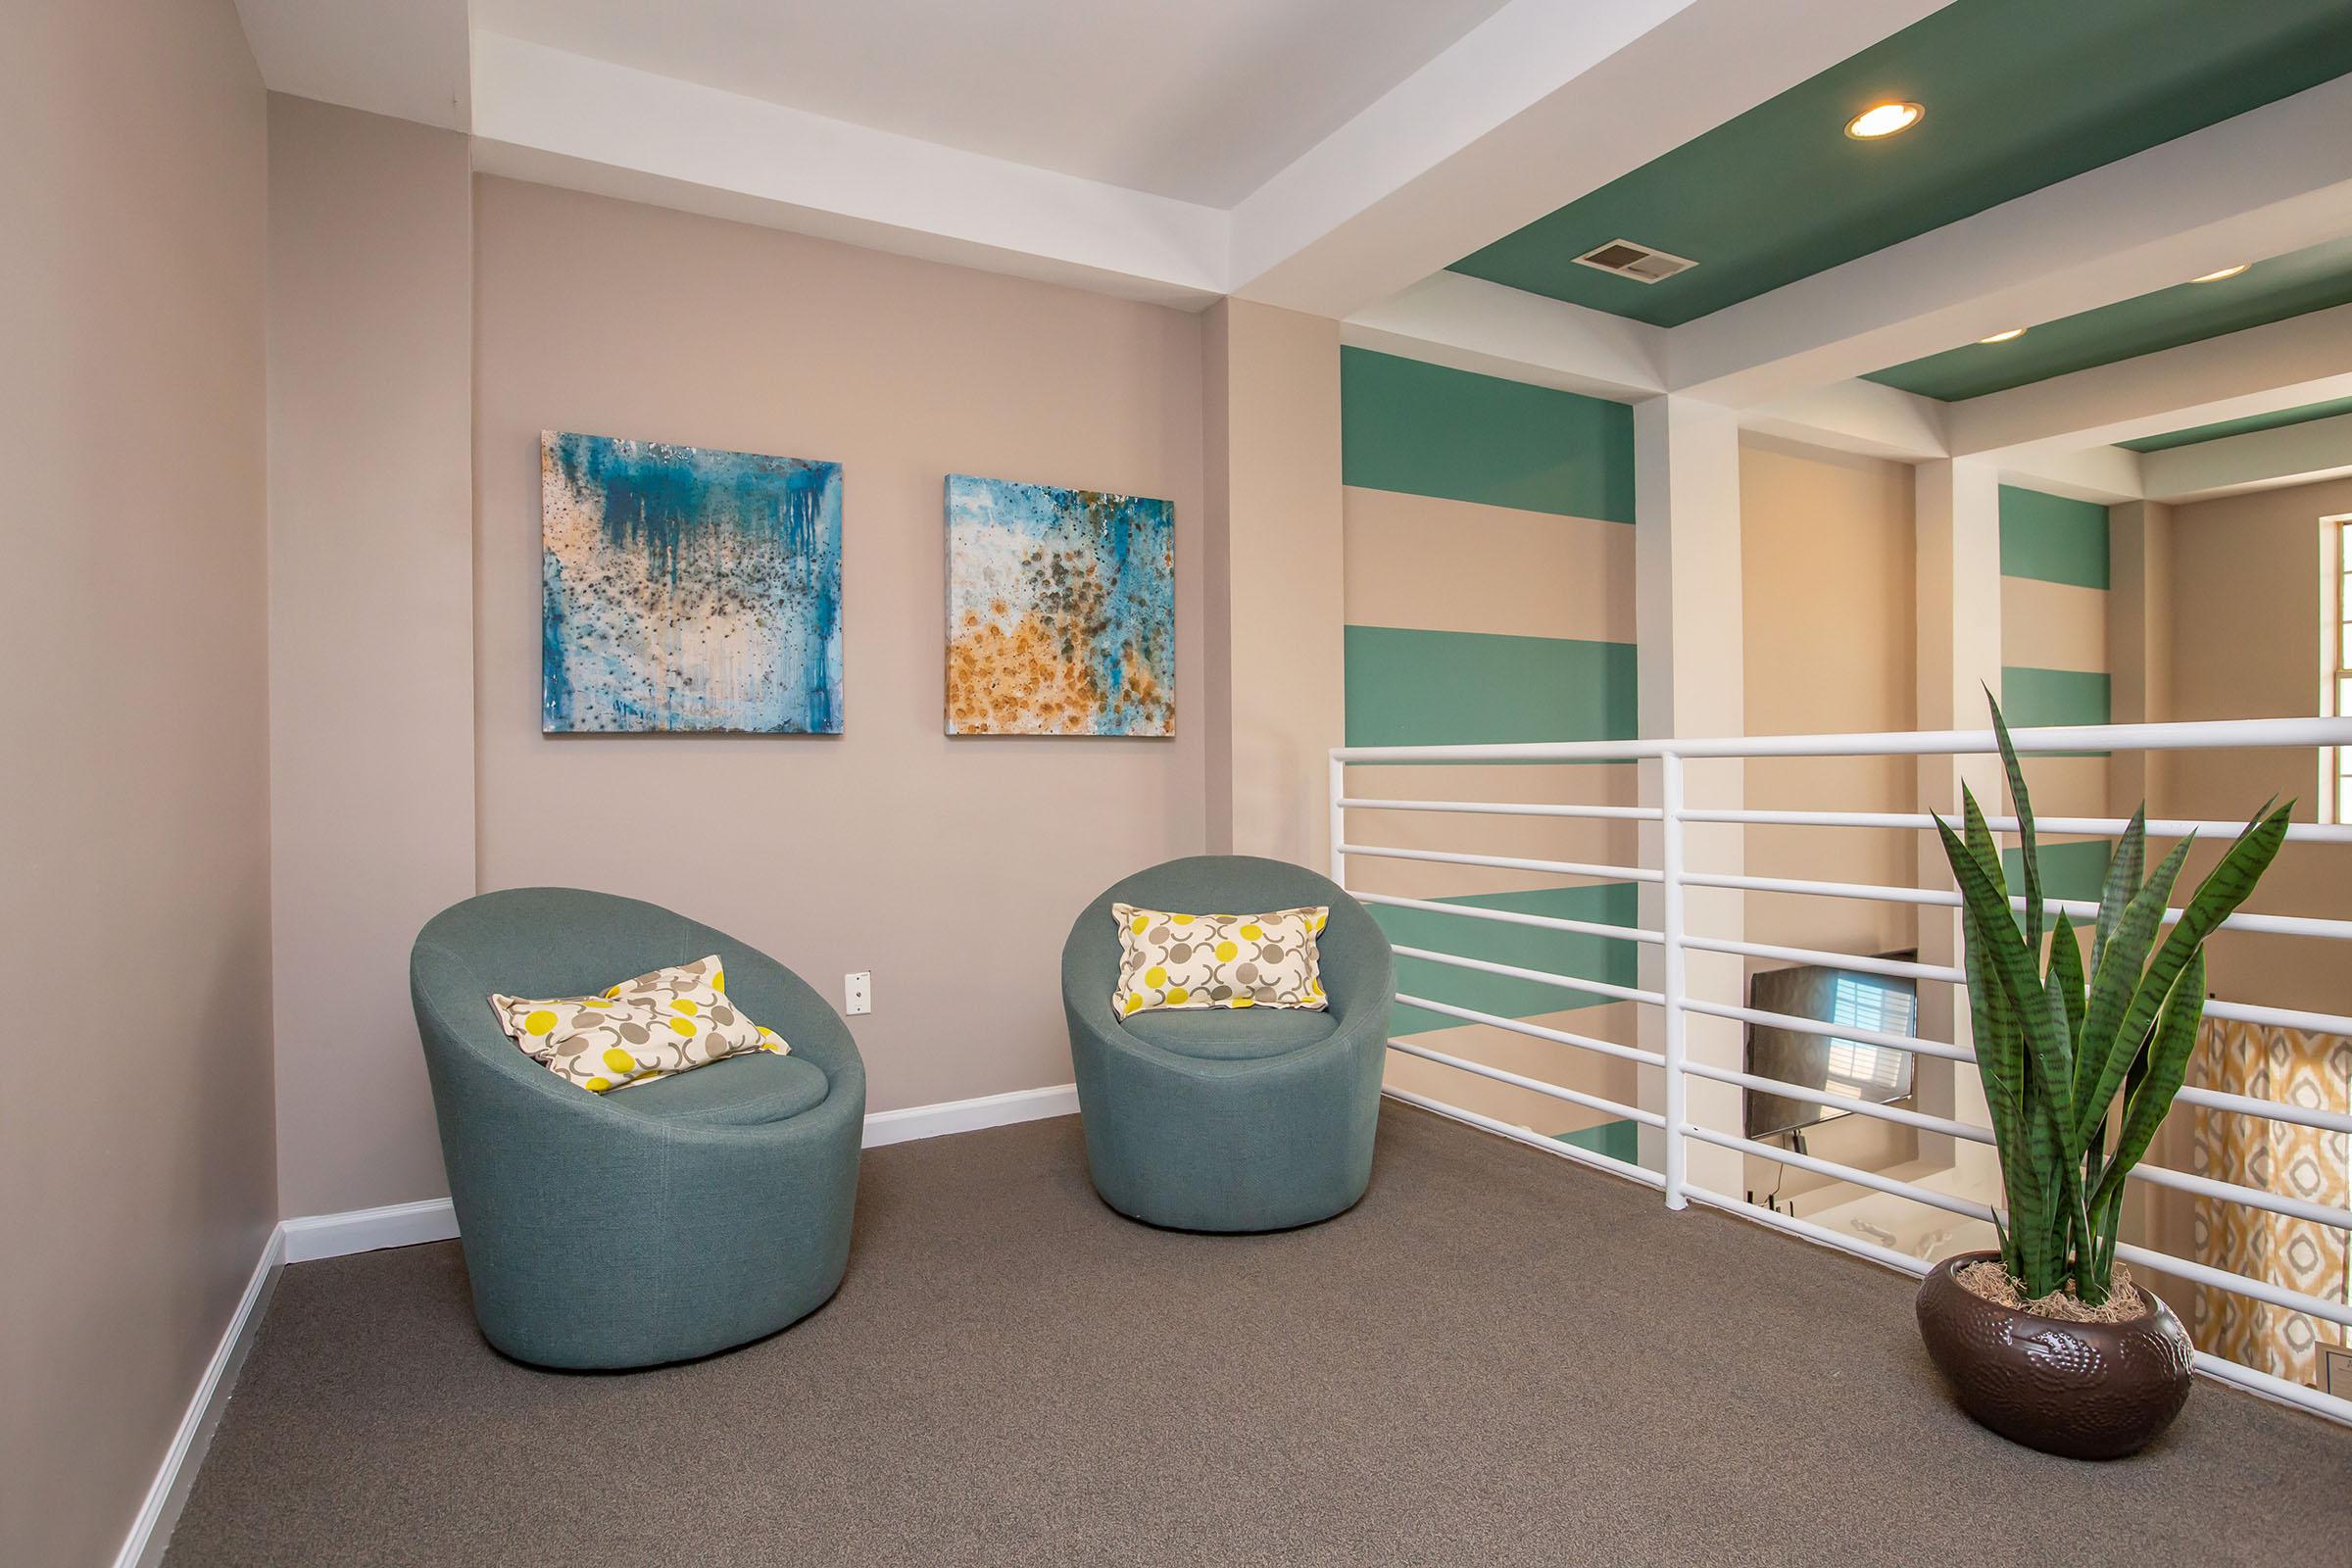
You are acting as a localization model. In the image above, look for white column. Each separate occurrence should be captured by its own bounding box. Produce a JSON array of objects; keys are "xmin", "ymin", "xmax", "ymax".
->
[
  {"xmin": 1635, "ymin": 397, "xmax": 1744, "ymax": 1195},
  {"xmin": 2107, "ymin": 500, "xmax": 2175, "ymax": 811},
  {"xmin": 1912, "ymin": 458, "xmax": 2003, "ymax": 1180}
]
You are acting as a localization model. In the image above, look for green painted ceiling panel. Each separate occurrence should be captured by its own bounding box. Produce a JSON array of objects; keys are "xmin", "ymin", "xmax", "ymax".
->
[
  {"xmin": 1447, "ymin": 0, "xmax": 2352, "ymax": 328},
  {"xmin": 1344, "ymin": 625, "xmax": 1637, "ymax": 750},
  {"xmin": 2120, "ymin": 394, "xmax": 2352, "ymax": 453},
  {"xmin": 1999, "ymin": 485, "xmax": 2109, "ymax": 590},
  {"xmin": 1372, "ymin": 884, "xmax": 1641, "ymax": 1030},
  {"xmin": 1340, "ymin": 348, "xmax": 1635, "ymax": 521},
  {"xmin": 1867, "ymin": 236, "xmax": 2352, "ymax": 401}
]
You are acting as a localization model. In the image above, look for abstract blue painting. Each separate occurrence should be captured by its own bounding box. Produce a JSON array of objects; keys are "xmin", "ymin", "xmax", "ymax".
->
[
  {"xmin": 945, "ymin": 473, "xmax": 1174, "ymax": 736},
  {"xmin": 541, "ymin": 431, "xmax": 843, "ymax": 733}
]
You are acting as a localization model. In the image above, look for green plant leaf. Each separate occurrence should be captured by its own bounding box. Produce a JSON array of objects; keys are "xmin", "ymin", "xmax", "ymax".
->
[
  {"xmin": 2069, "ymin": 835, "xmax": 2194, "ymax": 1142},
  {"xmin": 2048, "ymin": 909, "xmax": 2085, "ymax": 1043},
  {"xmin": 2084, "ymin": 803, "xmax": 2291, "ymax": 1147},
  {"xmin": 2088, "ymin": 949, "xmax": 2209, "ymax": 1220},
  {"xmin": 1961, "ymin": 899, "xmax": 2033, "ymax": 1280},
  {"xmin": 1938, "ymin": 792, "xmax": 2075, "ymax": 1132},
  {"xmin": 2089, "ymin": 808, "xmax": 2147, "ymax": 975},
  {"xmin": 1988, "ymin": 694, "xmax": 2042, "ymax": 954}
]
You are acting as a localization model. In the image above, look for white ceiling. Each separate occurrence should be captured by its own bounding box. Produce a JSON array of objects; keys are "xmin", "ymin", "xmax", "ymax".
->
[{"xmin": 471, "ymin": 0, "xmax": 1512, "ymax": 206}]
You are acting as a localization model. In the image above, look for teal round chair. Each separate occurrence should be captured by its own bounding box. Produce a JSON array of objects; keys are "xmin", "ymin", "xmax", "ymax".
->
[
  {"xmin": 1061, "ymin": 855, "xmax": 1394, "ymax": 1232},
  {"xmin": 410, "ymin": 888, "xmax": 863, "ymax": 1368}
]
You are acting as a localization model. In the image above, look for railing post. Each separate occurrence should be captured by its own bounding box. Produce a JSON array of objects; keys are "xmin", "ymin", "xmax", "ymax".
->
[
  {"xmin": 1328, "ymin": 752, "xmax": 1348, "ymax": 890},
  {"xmin": 1660, "ymin": 750, "xmax": 1689, "ymax": 1211}
]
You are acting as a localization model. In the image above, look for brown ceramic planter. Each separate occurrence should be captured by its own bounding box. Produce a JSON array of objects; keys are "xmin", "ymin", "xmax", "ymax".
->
[{"xmin": 1915, "ymin": 1250, "xmax": 2194, "ymax": 1459}]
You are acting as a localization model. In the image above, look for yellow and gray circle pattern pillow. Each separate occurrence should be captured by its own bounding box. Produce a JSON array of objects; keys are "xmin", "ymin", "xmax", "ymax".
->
[
  {"xmin": 1111, "ymin": 903, "xmax": 1329, "ymax": 1017},
  {"xmin": 491, "ymin": 955, "xmax": 787, "ymax": 1094}
]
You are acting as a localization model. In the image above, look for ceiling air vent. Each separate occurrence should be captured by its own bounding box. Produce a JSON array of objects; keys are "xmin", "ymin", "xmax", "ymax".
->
[{"xmin": 1572, "ymin": 238, "xmax": 1697, "ymax": 284}]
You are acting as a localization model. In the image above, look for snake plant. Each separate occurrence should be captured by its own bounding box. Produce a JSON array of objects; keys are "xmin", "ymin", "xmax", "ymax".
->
[{"xmin": 1933, "ymin": 694, "xmax": 2291, "ymax": 1304}]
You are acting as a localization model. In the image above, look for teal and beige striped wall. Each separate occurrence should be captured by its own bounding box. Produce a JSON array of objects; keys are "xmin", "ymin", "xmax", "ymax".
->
[
  {"xmin": 1340, "ymin": 348, "xmax": 1641, "ymax": 1144},
  {"xmin": 1999, "ymin": 484, "xmax": 2113, "ymax": 903}
]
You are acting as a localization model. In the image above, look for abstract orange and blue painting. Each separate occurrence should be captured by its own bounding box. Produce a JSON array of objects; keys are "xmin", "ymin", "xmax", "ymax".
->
[
  {"xmin": 541, "ymin": 431, "xmax": 843, "ymax": 733},
  {"xmin": 945, "ymin": 474, "xmax": 1174, "ymax": 736}
]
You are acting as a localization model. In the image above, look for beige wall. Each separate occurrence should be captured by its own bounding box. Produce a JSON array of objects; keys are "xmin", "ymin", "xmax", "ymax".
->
[
  {"xmin": 268, "ymin": 96, "xmax": 478, "ymax": 1217},
  {"xmin": 472, "ymin": 176, "xmax": 1207, "ymax": 1115},
  {"xmin": 1738, "ymin": 434, "xmax": 1922, "ymax": 1192},
  {"xmin": 2161, "ymin": 475, "xmax": 2352, "ymax": 1016},
  {"xmin": 1201, "ymin": 300, "xmax": 1345, "ymax": 868},
  {"xmin": 0, "ymin": 4, "xmax": 275, "ymax": 1564}
]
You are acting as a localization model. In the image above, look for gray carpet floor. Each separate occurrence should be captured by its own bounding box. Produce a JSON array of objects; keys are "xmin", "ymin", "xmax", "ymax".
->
[{"xmin": 167, "ymin": 1104, "xmax": 2349, "ymax": 1567}]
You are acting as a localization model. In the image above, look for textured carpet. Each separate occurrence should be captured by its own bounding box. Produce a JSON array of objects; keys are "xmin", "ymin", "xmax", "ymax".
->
[{"xmin": 167, "ymin": 1104, "xmax": 2349, "ymax": 1567}]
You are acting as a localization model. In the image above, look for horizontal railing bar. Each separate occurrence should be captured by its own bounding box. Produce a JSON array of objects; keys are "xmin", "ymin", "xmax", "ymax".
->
[
  {"xmin": 2126, "ymin": 1160, "xmax": 2352, "ymax": 1231},
  {"xmin": 1338, "ymin": 796, "xmax": 1660, "ymax": 821},
  {"xmin": 1686, "ymin": 869, "xmax": 2352, "ymax": 941},
  {"xmin": 1680, "ymin": 1061, "xmax": 1993, "ymax": 1145},
  {"xmin": 1683, "ymin": 935, "xmax": 1962, "ymax": 984},
  {"xmin": 1382, "ymin": 1086, "xmax": 1664, "ymax": 1189},
  {"xmin": 1339, "ymin": 842, "xmax": 1660, "ymax": 883},
  {"xmin": 1354, "ymin": 891, "xmax": 1661, "ymax": 946},
  {"xmin": 1681, "ymin": 998, "xmax": 1971, "ymax": 1063},
  {"xmin": 2176, "ymin": 1082, "xmax": 2352, "ymax": 1136},
  {"xmin": 1682, "ymin": 1125, "xmax": 1997, "ymax": 1223},
  {"xmin": 1679, "ymin": 1064, "xmax": 2348, "ymax": 1226},
  {"xmin": 1331, "ymin": 715, "xmax": 2352, "ymax": 764},
  {"xmin": 1695, "ymin": 1127, "xmax": 2352, "ymax": 1327},
  {"xmin": 1683, "ymin": 1184, "xmax": 2352, "ymax": 1425},
  {"xmin": 2189, "ymin": 1351, "xmax": 2352, "ymax": 1425},
  {"xmin": 1387, "ymin": 1038, "xmax": 1664, "ymax": 1127},
  {"xmin": 2198, "ymin": 997, "xmax": 2352, "ymax": 1035},
  {"xmin": 1680, "ymin": 807, "xmax": 2352, "ymax": 846},
  {"xmin": 1393, "ymin": 994, "xmax": 1666, "ymax": 1068},
  {"xmin": 1683, "ymin": 1183, "xmax": 1933, "ymax": 1278},
  {"xmin": 2118, "ymin": 1241, "xmax": 2352, "ymax": 1330},
  {"xmin": 1391, "ymin": 945, "xmax": 1664, "ymax": 1007}
]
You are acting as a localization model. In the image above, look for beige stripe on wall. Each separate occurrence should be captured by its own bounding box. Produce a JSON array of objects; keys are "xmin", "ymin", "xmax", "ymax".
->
[
  {"xmin": 1344, "ymin": 485, "xmax": 1635, "ymax": 642},
  {"xmin": 1385, "ymin": 1000, "xmax": 1644, "ymax": 1138},
  {"xmin": 2002, "ymin": 575, "xmax": 2108, "ymax": 674}
]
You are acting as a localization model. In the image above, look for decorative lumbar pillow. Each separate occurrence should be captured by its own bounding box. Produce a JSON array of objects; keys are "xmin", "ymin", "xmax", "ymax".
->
[
  {"xmin": 490, "ymin": 955, "xmax": 787, "ymax": 1094},
  {"xmin": 1111, "ymin": 903, "xmax": 1329, "ymax": 1017}
]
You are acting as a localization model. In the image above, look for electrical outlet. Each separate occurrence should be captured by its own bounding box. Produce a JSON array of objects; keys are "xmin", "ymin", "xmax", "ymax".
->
[{"xmin": 844, "ymin": 971, "xmax": 871, "ymax": 1016}]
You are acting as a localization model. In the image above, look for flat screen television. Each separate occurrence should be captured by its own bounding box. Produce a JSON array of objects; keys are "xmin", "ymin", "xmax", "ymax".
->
[{"xmin": 1743, "ymin": 955, "xmax": 1919, "ymax": 1141}]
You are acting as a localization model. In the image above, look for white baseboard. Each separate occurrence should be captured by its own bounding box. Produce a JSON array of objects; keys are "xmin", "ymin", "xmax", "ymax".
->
[
  {"xmin": 113, "ymin": 1226, "xmax": 284, "ymax": 1568},
  {"xmin": 860, "ymin": 1081, "xmax": 1079, "ymax": 1148},
  {"xmin": 280, "ymin": 1197, "xmax": 460, "ymax": 1264}
]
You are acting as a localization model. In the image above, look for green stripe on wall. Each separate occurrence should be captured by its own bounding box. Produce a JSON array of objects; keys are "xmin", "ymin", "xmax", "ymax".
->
[
  {"xmin": 1340, "ymin": 347, "xmax": 1636, "ymax": 522},
  {"xmin": 2004, "ymin": 840, "xmax": 2112, "ymax": 906},
  {"xmin": 2001, "ymin": 665, "xmax": 2111, "ymax": 730},
  {"xmin": 1557, "ymin": 1118, "xmax": 1642, "ymax": 1163},
  {"xmin": 1372, "ymin": 884, "xmax": 1641, "ymax": 1033},
  {"xmin": 1345, "ymin": 625, "xmax": 1637, "ymax": 749},
  {"xmin": 1999, "ymin": 485, "xmax": 2109, "ymax": 590}
]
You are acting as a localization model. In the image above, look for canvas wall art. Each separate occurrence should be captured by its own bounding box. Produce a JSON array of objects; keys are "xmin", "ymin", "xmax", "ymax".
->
[
  {"xmin": 541, "ymin": 431, "xmax": 844, "ymax": 733},
  {"xmin": 945, "ymin": 474, "xmax": 1175, "ymax": 736}
]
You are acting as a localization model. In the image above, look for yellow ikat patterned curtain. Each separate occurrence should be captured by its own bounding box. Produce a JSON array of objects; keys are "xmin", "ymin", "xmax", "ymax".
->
[{"xmin": 2187, "ymin": 1019, "xmax": 2351, "ymax": 1386}]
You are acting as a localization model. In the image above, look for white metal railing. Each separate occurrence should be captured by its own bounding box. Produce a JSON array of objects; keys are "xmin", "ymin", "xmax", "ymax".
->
[{"xmin": 1330, "ymin": 715, "xmax": 2352, "ymax": 1425}]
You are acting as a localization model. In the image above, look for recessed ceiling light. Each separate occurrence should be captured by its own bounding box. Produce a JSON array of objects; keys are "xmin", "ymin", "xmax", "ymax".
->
[
  {"xmin": 1977, "ymin": 327, "xmax": 2027, "ymax": 344},
  {"xmin": 1845, "ymin": 101, "xmax": 1925, "ymax": 139},
  {"xmin": 2190, "ymin": 264, "xmax": 2249, "ymax": 282}
]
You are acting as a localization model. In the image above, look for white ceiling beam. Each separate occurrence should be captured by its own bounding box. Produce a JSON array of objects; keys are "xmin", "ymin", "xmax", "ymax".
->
[
  {"xmin": 1340, "ymin": 271, "xmax": 1664, "ymax": 401},
  {"xmin": 1228, "ymin": 0, "xmax": 1943, "ymax": 319},
  {"xmin": 467, "ymin": 33, "xmax": 1227, "ymax": 309},
  {"xmin": 1945, "ymin": 302, "xmax": 2352, "ymax": 456},
  {"xmin": 1994, "ymin": 446, "xmax": 2143, "ymax": 505},
  {"xmin": 1738, "ymin": 379, "xmax": 1947, "ymax": 463},
  {"xmin": 1668, "ymin": 74, "xmax": 2352, "ymax": 409},
  {"xmin": 2140, "ymin": 412, "xmax": 2352, "ymax": 505},
  {"xmin": 233, "ymin": 0, "xmax": 469, "ymax": 130}
]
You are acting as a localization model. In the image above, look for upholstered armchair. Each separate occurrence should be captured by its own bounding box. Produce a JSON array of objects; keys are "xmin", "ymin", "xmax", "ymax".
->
[
  {"xmin": 1060, "ymin": 855, "xmax": 1394, "ymax": 1232},
  {"xmin": 410, "ymin": 887, "xmax": 863, "ymax": 1368}
]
